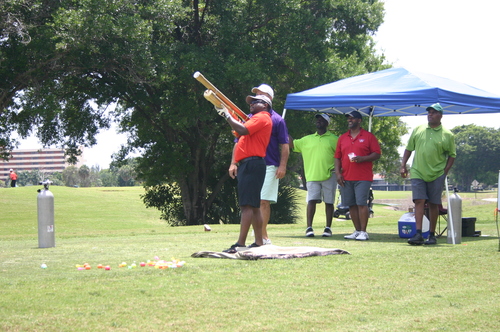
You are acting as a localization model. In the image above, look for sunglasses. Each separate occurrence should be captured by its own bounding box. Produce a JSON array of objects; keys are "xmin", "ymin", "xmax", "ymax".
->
[{"xmin": 250, "ymin": 100, "xmax": 266, "ymax": 105}]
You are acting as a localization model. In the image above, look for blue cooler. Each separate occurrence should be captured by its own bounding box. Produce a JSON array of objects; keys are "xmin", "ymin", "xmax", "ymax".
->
[{"xmin": 398, "ymin": 212, "xmax": 430, "ymax": 238}]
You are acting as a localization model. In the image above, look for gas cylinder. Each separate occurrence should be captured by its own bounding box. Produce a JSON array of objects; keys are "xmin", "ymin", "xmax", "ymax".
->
[
  {"xmin": 447, "ymin": 188, "xmax": 462, "ymax": 244},
  {"xmin": 37, "ymin": 180, "xmax": 55, "ymax": 248}
]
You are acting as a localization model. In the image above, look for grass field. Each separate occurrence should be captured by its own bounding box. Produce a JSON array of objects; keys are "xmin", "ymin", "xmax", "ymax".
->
[{"xmin": 1, "ymin": 186, "xmax": 499, "ymax": 331}]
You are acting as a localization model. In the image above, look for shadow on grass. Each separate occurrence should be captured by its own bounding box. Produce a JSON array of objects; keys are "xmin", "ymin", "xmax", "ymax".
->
[{"xmin": 275, "ymin": 233, "xmax": 496, "ymax": 244}]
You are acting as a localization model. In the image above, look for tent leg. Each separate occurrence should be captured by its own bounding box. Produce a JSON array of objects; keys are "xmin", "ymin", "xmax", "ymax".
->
[
  {"xmin": 496, "ymin": 210, "xmax": 499, "ymax": 252},
  {"xmin": 497, "ymin": 170, "xmax": 500, "ymax": 251}
]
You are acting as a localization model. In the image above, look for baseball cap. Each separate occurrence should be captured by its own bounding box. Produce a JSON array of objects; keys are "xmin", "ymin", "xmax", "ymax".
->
[
  {"xmin": 246, "ymin": 94, "xmax": 272, "ymax": 108},
  {"xmin": 426, "ymin": 103, "xmax": 444, "ymax": 113},
  {"xmin": 315, "ymin": 113, "xmax": 331, "ymax": 124},
  {"xmin": 251, "ymin": 84, "xmax": 274, "ymax": 100},
  {"xmin": 9, "ymin": 168, "xmax": 13, "ymax": 171},
  {"xmin": 345, "ymin": 110, "xmax": 362, "ymax": 119}
]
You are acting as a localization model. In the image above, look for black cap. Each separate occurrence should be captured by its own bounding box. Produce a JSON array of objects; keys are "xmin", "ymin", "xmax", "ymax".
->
[{"xmin": 345, "ymin": 110, "xmax": 362, "ymax": 119}]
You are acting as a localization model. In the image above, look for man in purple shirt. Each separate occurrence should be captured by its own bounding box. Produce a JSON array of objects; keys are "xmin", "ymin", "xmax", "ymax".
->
[{"xmin": 231, "ymin": 84, "xmax": 289, "ymax": 245}]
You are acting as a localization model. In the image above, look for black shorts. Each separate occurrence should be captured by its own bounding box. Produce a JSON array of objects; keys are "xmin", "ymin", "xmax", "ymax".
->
[{"xmin": 237, "ymin": 158, "xmax": 266, "ymax": 208}]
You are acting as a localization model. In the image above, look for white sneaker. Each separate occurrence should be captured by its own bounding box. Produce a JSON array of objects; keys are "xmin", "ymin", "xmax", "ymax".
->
[
  {"xmin": 344, "ymin": 231, "xmax": 360, "ymax": 239},
  {"xmin": 355, "ymin": 231, "xmax": 369, "ymax": 241},
  {"xmin": 263, "ymin": 238, "xmax": 272, "ymax": 245}
]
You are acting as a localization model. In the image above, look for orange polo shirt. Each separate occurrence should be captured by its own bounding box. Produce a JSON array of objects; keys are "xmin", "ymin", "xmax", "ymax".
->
[{"xmin": 234, "ymin": 111, "xmax": 272, "ymax": 163}]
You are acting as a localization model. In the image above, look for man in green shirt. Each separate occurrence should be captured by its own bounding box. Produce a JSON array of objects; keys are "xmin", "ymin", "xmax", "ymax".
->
[
  {"xmin": 289, "ymin": 114, "xmax": 339, "ymax": 237},
  {"xmin": 400, "ymin": 103, "xmax": 456, "ymax": 245}
]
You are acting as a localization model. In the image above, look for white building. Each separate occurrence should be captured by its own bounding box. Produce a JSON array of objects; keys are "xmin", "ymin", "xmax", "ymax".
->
[{"xmin": 0, "ymin": 148, "xmax": 84, "ymax": 179}]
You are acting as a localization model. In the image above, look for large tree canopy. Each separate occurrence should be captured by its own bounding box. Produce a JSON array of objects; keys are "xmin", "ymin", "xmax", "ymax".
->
[
  {"xmin": 1, "ymin": 0, "xmax": 407, "ymax": 225},
  {"xmin": 451, "ymin": 124, "xmax": 500, "ymax": 190},
  {"xmin": 0, "ymin": 0, "xmax": 112, "ymax": 162}
]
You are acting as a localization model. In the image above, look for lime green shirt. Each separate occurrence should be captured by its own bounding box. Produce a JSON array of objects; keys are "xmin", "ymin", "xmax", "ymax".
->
[
  {"xmin": 406, "ymin": 124, "xmax": 456, "ymax": 182},
  {"xmin": 293, "ymin": 131, "xmax": 338, "ymax": 182}
]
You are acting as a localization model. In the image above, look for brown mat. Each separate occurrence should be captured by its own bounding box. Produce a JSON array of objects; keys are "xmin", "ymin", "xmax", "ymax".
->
[{"xmin": 191, "ymin": 245, "xmax": 350, "ymax": 260}]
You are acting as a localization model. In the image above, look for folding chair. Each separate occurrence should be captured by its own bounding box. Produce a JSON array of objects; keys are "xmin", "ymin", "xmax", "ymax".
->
[
  {"xmin": 424, "ymin": 204, "xmax": 448, "ymax": 238},
  {"xmin": 436, "ymin": 204, "xmax": 448, "ymax": 237}
]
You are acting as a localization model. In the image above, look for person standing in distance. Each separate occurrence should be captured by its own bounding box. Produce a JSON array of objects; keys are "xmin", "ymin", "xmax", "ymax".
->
[
  {"xmin": 400, "ymin": 103, "xmax": 456, "ymax": 245},
  {"xmin": 335, "ymin": 111, "xmax": 381, "ymax": 241},
  {"xmin": 250, "ymin": 84, "xmax": 289, "ymax": 245},
  {"xmin": 289, "ymin": 113, "xmax": 338, "ymax": 237},
  {"xmin": 9, "ymin": 169, "xmax": 18, "ymax": 187},
  {"xmin": 219, "ymin": 95, "xmax": 273, "ymax": 253}
]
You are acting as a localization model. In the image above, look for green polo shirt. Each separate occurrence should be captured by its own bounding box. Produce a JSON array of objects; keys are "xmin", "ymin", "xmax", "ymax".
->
[
  {"xmin": 293, "ymin": 131, "xmax": 338, "ymax": 182},
  {"xmin": 406, "ymin": 124, "xmax": 456, "ymax": 182}
]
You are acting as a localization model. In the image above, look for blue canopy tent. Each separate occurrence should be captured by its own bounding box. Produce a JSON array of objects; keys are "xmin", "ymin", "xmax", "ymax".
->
[
  {"xmin": 284, "ymin": 67, "xmax": 500, "ymax": 244},
  {"xmin": 283, "ymin": 67, "xmax": 500, "ymax": 130}
]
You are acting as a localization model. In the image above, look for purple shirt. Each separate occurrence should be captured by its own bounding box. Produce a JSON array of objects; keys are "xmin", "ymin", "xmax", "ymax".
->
[
  {"xmin": 265, "ymin": 109, "xmax": 289, "ymax": 166},
  {"xmin": 235, "ymin": 109, "xmax": 289, "ymax": 166}
]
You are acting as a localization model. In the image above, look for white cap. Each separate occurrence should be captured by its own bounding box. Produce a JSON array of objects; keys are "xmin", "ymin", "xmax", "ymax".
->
[
  {"xmin": 9, "ymin": 168, "xmax": 13, "ymax": 171},
  {"xmin": 246, "ymin": 94, "xmax": 273, "ymax": 109},
  {"xmin": 315, "ymin": 113, "xmax": 331, "ymax": 124},
  {"xmin": 251, "ymin": 84, "xmax": 274, "ymax": 100}
]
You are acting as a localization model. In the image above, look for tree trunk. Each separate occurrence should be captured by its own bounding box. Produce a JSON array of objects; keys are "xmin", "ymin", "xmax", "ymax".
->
[{"xmin": 178, "ymin": 128, "xmax": 226, "ymax": 225}]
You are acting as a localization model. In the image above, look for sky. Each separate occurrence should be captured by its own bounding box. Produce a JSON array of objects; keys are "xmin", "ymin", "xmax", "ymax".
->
[
  {"xmin": 19, "ymin": 0, "xmax": 500, "ymax": 168},
  {"xmin": 375, "ymin": 0, "xmax": 500, "ymax": 132}
]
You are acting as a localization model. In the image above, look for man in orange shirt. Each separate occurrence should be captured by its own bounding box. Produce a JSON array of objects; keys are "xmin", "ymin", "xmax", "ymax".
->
[
  {"xmin": 217, "ymin": 95, "xmax": 272, "ymax": 253},
  {"xmin": 9, "ymin": 169, "xmax": 18, "ymax": 187}
]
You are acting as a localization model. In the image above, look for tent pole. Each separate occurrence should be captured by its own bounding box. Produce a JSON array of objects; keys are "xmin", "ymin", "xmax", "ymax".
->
[
  {"xmin": 367, "ymin": 106, "xmax": 374, "ymax": 132},
  {"xmin": 497, "ymin": 170, "xmax": 500, "ymax": 251}
]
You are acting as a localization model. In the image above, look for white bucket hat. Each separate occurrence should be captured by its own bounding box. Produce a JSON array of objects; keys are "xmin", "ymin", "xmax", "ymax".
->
[{"xmin": 251, "ymin": 84, "xmax": 274, "ymax": 100}]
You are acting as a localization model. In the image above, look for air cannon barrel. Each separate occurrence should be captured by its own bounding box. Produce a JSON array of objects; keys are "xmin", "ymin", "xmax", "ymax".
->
[{"xmin": 37, "ymin": 180, "xmax": 55, "ymax": 248}]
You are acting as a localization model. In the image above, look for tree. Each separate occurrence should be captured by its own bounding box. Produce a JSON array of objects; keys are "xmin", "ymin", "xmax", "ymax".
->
[
  {"xmin": 450, "ymin": 124, "xmax": 500, "ymax": 190},
  {"xmin": 88, "ymin": 165, "xmax": 102, "ymax": 187},
  {"xmin": 78, "ymin": 165, "xmax": 91, "ymax": 187},
  {"xmin": 116, "ymin": 159, "xmax": 138, "ymax": 186},
  {"xmin": 1, "ymin": 1, "xmax": 407, "ymax": 225},
  {"xmin": 98, "ymin": 169, "xmax": 118, "ymax": 187},
  {"xmin": 1, "ymin": 0, "xmax": 110, "ymax": 162},
  {"xmin": 16, "ymin": 169, "xmax": 42, "ymax": 186},
  {"xmin": 62, "ymin": 166, "xmax": 78, "ymax": 187},
  {"xmin": 50, "ymin": 171, "xmax": 64, "ymax": 186}
]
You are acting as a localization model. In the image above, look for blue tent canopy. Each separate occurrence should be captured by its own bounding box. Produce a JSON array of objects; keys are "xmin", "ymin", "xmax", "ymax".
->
[{"xmin": 284, "ymin": 67, "xmax": 500, "ymax": 117}]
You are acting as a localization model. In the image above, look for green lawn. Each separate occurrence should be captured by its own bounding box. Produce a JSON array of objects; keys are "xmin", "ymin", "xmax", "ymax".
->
[{"xmin": 1, "ymin": 186, "xmax": 499, "ymax": 331}]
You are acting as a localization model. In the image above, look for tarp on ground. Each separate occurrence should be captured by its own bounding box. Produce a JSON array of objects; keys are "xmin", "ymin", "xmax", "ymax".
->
[
  {"xmin": 284, "ymin": 67, "xmax": 500, "ymax": 117},
  {"xmin": 192, "ymin": 245, "xmax": 350, "ymax": 260}
]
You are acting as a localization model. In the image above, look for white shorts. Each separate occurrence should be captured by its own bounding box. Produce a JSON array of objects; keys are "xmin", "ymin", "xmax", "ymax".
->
[
  {"xmin": 306, "ymin": 173, "xmax": 337, "ymax": 204},
  {"xmin": 260, "ymin": 165, "xmax": 279, "ymax": 203}
]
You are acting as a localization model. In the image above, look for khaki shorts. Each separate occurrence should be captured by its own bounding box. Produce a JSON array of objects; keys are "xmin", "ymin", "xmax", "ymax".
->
[
  {"xmin": 306, "ymin": 173, "xmax": 337, "ymax": 204},
  {"xmin": 261, "ymin": 165, "xmax": 279, "ymax": 203}
]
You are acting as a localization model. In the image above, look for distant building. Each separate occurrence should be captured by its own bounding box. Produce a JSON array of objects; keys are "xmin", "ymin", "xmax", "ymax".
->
[
  {"xmin": 372, "ymin": 173, "xmax": 412, "ymax": 191},
  {"xmin": 0, "ymin": 148, "xmax": 83, "ymax": 179}
]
